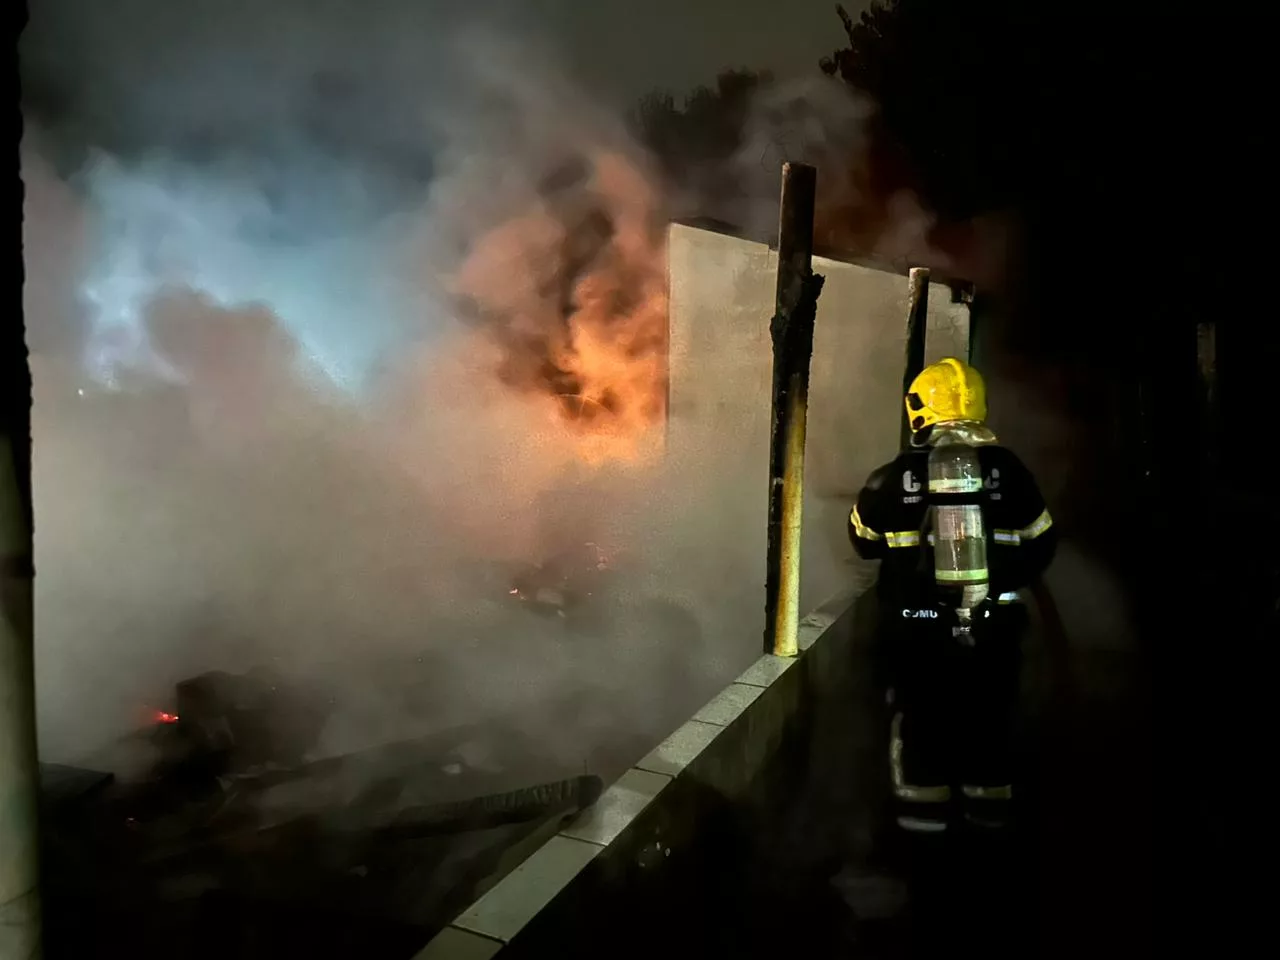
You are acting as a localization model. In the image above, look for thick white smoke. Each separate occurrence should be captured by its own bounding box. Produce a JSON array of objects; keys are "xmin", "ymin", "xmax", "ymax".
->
[
  {"xmin": 72, "ymin": 151, "xmax": 409, "ymax": 393},
  {"xmin": 21, "ymin": 5, "xmax": 760, "ymax": 779}
]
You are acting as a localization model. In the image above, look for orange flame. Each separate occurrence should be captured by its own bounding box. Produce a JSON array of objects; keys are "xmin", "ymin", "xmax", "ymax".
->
[{"xmin": 453, "ymin": 150, "xmax": 668, "ymax": 465}]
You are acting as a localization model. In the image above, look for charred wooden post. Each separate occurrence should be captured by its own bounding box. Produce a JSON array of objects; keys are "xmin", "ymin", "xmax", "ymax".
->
[
  {"xmin": 950, "ymin": 282, "xmax": 978, "ymax": 367},
  {"xmin": 899, "ymin": 267, "xmax": 931, "ymax": 451},
  {"xmin": 764, "ymin": 162, "xmax": 825, "ymax": 658}
]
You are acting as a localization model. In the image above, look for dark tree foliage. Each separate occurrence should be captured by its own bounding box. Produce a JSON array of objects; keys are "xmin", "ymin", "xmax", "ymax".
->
[
  {"xmin": 628, "ymin": 68, "xmax": 773, "ymax": 203},
  {"xmin": 817, "ymin": 0, "xmax": 1179, "ymax": 376},
  {"xmin": 820, "ymin": 0, "xmax": 1059, "ymax": 223},
  {"xmin": 816, "ymin": 0, "xmax": 1249, "ymax": 312}
]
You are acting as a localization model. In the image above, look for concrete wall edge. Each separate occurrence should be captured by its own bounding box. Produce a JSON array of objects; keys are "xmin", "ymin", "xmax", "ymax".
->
[{"xmin": 412, "ymin": 577, "xmax": 874, "ymax": 957}]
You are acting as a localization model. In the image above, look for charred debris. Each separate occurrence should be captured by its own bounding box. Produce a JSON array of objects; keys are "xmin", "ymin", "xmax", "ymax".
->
[{"xmin": 41, "ymin": 666, "xmax": 603, "ymax": 958}]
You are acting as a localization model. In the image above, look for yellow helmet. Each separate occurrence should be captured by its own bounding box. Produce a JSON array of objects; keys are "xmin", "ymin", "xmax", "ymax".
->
[{"xmin": 905, "ymin": 357, "xmax": 987, "ymax": 434}]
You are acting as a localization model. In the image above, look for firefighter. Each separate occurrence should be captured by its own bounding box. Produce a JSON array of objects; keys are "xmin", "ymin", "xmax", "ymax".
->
[{"xmin": 848, "ymin": 357, "xmax": 1057, "ymax": 832}]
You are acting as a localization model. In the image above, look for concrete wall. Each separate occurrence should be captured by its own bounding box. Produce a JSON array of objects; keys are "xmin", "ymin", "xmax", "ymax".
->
[
  {"xmin": 413, "ymin": 580, "xmax": 877, "ymax": 959},
  {"xmin": 409, "ymin": 225, "xmax": 975, "ymax": 958},
  {"xmin": 665, "ymin": 221, "xmax": 968, "ymax": 614}
]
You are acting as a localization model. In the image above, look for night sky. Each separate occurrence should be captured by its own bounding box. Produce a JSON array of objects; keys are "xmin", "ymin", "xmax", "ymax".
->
[
  {"xmin": 21, "ymin": 0, "xmax": 862, "ymax": 117},
  {"xmin": 19, "ymin": 0, "xmax": 873, "ymax": 381},
  {"xmin": 514, "ymin": 0, "xmax": 861, "ymax": 103}
]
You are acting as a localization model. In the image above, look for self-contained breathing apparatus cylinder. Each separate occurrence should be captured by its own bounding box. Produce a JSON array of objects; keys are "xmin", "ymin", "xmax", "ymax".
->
[{"xmin": 926, "ymin": 423, "xmax": 991, "ymax": 626}]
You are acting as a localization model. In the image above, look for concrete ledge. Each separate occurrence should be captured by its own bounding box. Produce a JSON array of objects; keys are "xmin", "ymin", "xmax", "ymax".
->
[
  {"xmin": 414, "ymin": 927, "xmax": 502, "ymax": 960},
  {"xmin": 414, "ymin": 577, "xmax": 873, "ymax": 957},
  {"xmin": 453, "ymin": 835, "xmax": 604, "ymax": 942}
]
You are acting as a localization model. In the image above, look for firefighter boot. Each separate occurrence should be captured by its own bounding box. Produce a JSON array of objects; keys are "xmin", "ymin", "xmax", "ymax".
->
[{"xmin": 889, "ymin": 711, "xmax": 952, "ymax": 833}]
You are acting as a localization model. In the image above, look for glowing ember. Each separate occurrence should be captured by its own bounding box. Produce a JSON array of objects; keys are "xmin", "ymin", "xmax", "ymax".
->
[{"xmin": 154, "ymin": 711, "xmax": 180, "ymax": 725}]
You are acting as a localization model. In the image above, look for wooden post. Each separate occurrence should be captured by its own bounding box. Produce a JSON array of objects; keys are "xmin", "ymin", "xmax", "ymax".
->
[
  {"xmin": 2, "ymin": 158, "xmax": 41, "ymax": 954},
  {"xmin": 899, "ymin": 267, "xmax": 931, "ymax": 451},
  {"xmin": 956, "ymin": 284, "xmax": 979, "ymax": 368},
  {"xmin": 763, "ymin": 163, "xmax": 824, "ymax": 658}
]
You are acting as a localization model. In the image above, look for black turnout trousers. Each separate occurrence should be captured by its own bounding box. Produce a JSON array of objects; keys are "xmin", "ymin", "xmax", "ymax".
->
[{"xmin": 880, "ymin": 598, "xmax": 1028, "ymax": 791}]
